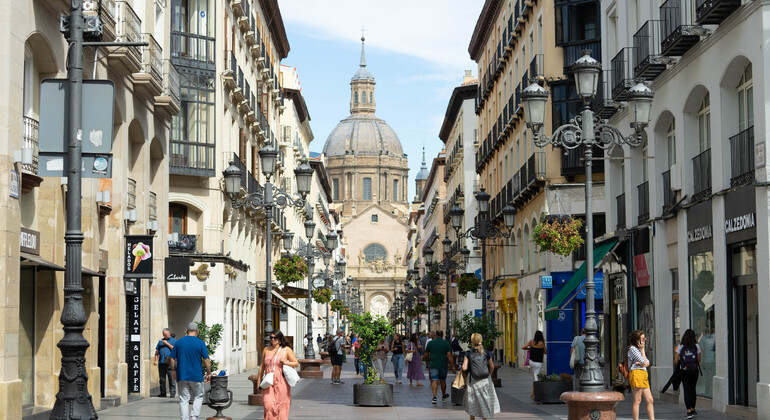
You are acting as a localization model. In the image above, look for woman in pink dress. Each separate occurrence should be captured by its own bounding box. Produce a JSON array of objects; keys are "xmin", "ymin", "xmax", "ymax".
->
[{"xmin": 259, "ymin": 330, "xmax": 299, "ymax": 420}]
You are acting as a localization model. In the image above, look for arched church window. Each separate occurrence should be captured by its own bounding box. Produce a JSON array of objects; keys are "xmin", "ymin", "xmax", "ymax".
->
[
  {"xmin": 363, "ymin": 243, "xmax": 388, "ymax": 262},
  {"xmin": 370, "ymin": 92, "xmax": 373, "ymax": 103},
  {"xmin": 362, "ymin": 91, "xmax": 366, "ymax": 103},
  {"xmin": 355, "ymin": 92, "xmax": 358, "ymax": 104}
]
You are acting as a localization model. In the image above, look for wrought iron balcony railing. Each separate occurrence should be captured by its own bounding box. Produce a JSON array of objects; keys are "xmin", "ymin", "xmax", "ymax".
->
[
  {"xmin": 692, "ymin": 148, "xmax": 712, "ymax": 201},
  {"xmin": 637, "ymin": 181, "xmax": 650, "ymax": 225},
  {"xmin": 22, "ymin": 116, "xmax": 39, "ymax": 174},
  {"xmin": 616, "ymin": 193, "xmax": 626, "ymax": 230},
  {"xmin": 730, "ymin": 126, "xmax": 754, "ymax": 187}
]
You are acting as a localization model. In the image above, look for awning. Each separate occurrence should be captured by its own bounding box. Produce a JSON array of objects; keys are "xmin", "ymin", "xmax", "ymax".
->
[
  {"xmin": 82, "ymin": 266, "xmax": 104, "ymax": 277},
  {"xmin": 544, "ymin": 239, "xmax": 618, "ymax": 321},
  {"xmin": 274, "ymin": 284, "xmax": 308, "ymax": 299},
  {"xmin": 271, "ymin": 290, "xmax": 308, "ymax": 317},
  {"xmin": 20, "ymin": 252, "xmax": 65, "ymax": 271}
]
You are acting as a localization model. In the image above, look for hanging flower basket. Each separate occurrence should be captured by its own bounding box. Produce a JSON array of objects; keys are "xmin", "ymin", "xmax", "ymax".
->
[
  {"xmin": 457, "ymin": 273, "xmax": 481, "ymax": 296},
  {"xmin": 414, "ymin": 303, "xmax": 427, "ymax": 315},
  {"xmin": 405, "ymin": 308, "xmax": 417, "ymax": 318},
  {"xmin": 312, "ymin": 287, "xmax": 333, "ymax": 304},
  {"xmin": 340, "ymin": 306, "xmax": 351, "ymax": 316},
  {"xmin": 429, "ymin": 293, "xmax": 445, "ymax": 308},
  {"xmin": 532, "ymin": 214, "xmax": 584, "ymax": 257},
  {"xmin": 330, "ymin": 299, "xmax": 345, "ymax": 312},
  {"xmin": 273, "ymin": 255, "xmax": 308, "ymax": 285}
]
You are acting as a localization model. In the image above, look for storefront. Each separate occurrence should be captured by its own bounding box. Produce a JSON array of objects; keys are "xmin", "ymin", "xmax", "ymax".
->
[
  {"xmin": 686, "ymin": 200, "xmax": 715, "ymax": 398},
  {"xmin": 724, "ymin": 187, "xmax": 758, "ymax": 406}
]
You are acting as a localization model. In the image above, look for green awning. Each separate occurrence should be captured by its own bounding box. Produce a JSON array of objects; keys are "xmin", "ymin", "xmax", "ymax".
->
[{"xmin": 544, "ymin": 239, "xmax": 618, "ymax": 321}]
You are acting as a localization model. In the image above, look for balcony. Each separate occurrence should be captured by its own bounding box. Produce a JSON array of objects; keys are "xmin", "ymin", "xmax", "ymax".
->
[
  {"xmin": 133, "ymin": 33, "xmax": 163, "ymax": 99},
  {"xmin": 616, "ymin": 193, "xmax": 626, "ymax": 230},
  {"xmin": 149, "ymin": 191, "xmax": 158, "ymax": 222},
  {"xmin": 592, "ymin": 70, "xmax": 619, "ymax": 118},
  {"xmin": 109, "ymin": 1, "xmax": 142, "ymax": 75},
  {"xmin": 444, "ymin": 133, "xmax": 464, "ymax": 182},
  {"xmin": 692, "ymin": 148, "xmax": 712, "ymax": 202},
  {"xmin": 170, "ymin": 31, "xmax": 216, "ymax": 72},
  {"xmin": 563, "ymin": 41, "xmax": 601, "ymax": 74},
  {"xmin": 154, "ymin": 59, "xmax": 181, "ymax": 119},
  {"xmin": 170, "ymin": 141, "xmax": 216, "ymax": 177},
  {"xmin": 661, "ymin": 170, "xmax": 677, "ymax": 215},
  {"xmin": 729, "ymin": 126, "xmax": 754, "ymax": 187},
  {"xmin": 222, "ymin": 51, "xmax": 237, "ymax": 89},
  {"xmin": 512, "ymin": 152, "xmax": 546, "ymax": 206},
  {"xmin": 100, "ymin": 0, "xmax": 117, "ymax": 42},
  {"xmin": 660, "ymin": 0, "xmax": 702, "ymax": 57},
  {"xmin": 169, "ymin": 234, "xmax": 197, "ymax": 253},
  {"xmin": 633, "ymin": 21, "xmax": 666, "ymax": 81},
  {"xmin": 637, "ymin": 181, "xmax": 649, "ymax": 225},
  {"xmin": 560, "ymin": 145, "xmax": 605, "ymax": 179},
  {"xmin": 611, "ymin": 47, "xmax": 635, "ymax": 101},
  {"xmin": 696, "ymin": 0, "xmax": 741, "ymax": 24},
  {"xmin": 21, "ymin": 116, "xmax": 39, "ymax": 175},
  {"xmin": 229, "ymin": 0, "xmax": 244, "ymax": 18}
]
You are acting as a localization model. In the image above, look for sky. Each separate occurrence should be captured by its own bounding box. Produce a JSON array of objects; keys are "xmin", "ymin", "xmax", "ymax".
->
[{"xmin": 276, "ymin": 0, "xmax": 484, "ymax": 201}]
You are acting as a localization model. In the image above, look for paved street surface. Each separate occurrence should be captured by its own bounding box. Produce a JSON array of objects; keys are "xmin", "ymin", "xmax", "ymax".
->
[{"xmin": 98, "ymin": 358, "xmax": 748, "ymax": 419}]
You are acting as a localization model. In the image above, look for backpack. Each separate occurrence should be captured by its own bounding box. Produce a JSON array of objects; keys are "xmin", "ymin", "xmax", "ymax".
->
[
  {"xmin": 468, "ymin": 350, "xmax": 490, "ymax": 380},
  {"xmin": 617, "ymin": 357, "xmax": 629, "ymax": 379},
  {"xmin": 679, "ymin": 346, "xmax": 698, "ymax": 371}
]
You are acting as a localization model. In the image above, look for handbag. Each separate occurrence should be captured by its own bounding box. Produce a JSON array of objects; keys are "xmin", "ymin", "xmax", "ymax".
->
[
  {"xmin": 283, "ymin": 364, "xmax": 300, "ymax": 387},
  {"xmin": 452, "ymin": 371, "xmax": 467, "ymax": 389},
  {"xmin": 569, "ymin": 349, "xmax": 577, "ymax": 369},
  {"xmin": 259, "ymin": 347, "xmax": 283, "ymax": 389},
  {"xmin": 524, "ymin": 349, "xmax": 530, "ymax": 367},
  {"xmin": 404, "ymin": 352, "xmax": 413, "ymax": 363}
]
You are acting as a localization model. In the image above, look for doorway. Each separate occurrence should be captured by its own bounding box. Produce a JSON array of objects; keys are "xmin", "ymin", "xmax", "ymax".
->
[
  {"xmin": 19, "ymin": 268, "xmax": 35, "ymax": 407},
  {"xmin": 730, "ymin": 244, "xmax": 758, "ymax": 406}
]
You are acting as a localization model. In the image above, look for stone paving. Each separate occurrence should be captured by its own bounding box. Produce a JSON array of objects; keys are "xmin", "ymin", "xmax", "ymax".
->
[{"xmin": 97, "ymin": 357, "xmax": 750, "ymax": 420}]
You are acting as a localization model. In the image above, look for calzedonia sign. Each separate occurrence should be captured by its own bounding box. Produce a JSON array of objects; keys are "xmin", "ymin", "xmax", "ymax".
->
[
  {"xmin": 687, "ymin": 225, "xmax": 712, "ymax": 243},
  {"xmin": 725, "ymin": 213, "xmax": 755, "ymax": 234}
]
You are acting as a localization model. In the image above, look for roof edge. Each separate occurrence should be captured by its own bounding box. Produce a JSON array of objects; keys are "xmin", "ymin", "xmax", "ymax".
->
[
  {"xmin": 259, "ymin": 0, "xmax": 290, "ymax": 59},
  {"xmin": 468, "ymin": 0, "xmax": 501, "ymax": 61},
  {"xmin": 439, "ymin": 83, "xmax": 478, "ymax": 142}
]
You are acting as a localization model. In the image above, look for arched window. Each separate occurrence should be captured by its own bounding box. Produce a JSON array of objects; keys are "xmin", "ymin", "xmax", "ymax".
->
[
  {"xmin": 738, "ymin": 63, "xmax": 753, "ymax": 132},
  {"xmin": 698, "ymin": 93, "xmax": 711, "ymax": 153},
  {"xmin": 362, "ymin": 90, "xmax": 366, "ymax": 103},
  {"xmin": 667, "ymin": 120, "xmax": 676, "ymax": 168},
  {"xmin": 363, "ymin": 243, "xmax": 388, "ymax": 262},
  {"xmin": 170, "ymin": 204, "xmax": 187, "ymax": 234},
  {"xmin": 354, "ymin": 91, "xmax": 358, "ymax": 104},
  {"xmin": 370, "ymin": 92, "xmax": 373, "ymax": 103}
]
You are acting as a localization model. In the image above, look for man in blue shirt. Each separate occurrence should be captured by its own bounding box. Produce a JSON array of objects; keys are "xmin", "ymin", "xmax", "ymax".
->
[
  {"xmin": 169, "ymin": 322, "xmax": 210, "ymax": 420},
  {"xmin": 153, "ymin": 328, "xmax": 177, "ymax": 397}
]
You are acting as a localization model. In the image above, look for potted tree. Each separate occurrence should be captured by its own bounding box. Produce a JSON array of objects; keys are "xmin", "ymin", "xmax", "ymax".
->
[
  {"xmin": 533, "ymin": 373, "xmax": 573, "ymax": 403},
  {"xmin": 349, "ymin": 312, "xmax": 394, "ymax": 406},
  {"xmin": 195, "ymin": 321, "xmax": 223, "ymax": 404}
]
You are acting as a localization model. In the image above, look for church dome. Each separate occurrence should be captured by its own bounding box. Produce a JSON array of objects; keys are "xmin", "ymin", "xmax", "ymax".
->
[{"xmin": 323, "ymin": 114, "xmax": 404, "ymax": 157}]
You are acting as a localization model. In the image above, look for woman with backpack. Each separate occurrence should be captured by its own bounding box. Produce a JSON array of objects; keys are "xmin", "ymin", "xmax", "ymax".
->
[
  {"xmin": 628, "ymin": 329, "xmax": 655, "ymax": 420},
  {"xmin": 462, "ymin": 333, "xmax": 500, "ymax": 419},
  {"xmin": 675, "ymin": 329, "xmax": 701, "ymax": 419}
]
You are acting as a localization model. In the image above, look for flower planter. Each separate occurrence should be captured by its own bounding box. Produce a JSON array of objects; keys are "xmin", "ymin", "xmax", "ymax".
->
[
  {"xmin": 533, "ymin": 381, "xmax": 573, "ymax": 404},
  {"xmin": 353, "ymin": 383, "xmax": 394, "ymax": 406}
]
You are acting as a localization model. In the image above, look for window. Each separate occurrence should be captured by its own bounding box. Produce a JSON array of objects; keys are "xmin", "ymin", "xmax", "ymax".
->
[
  {"xmin": 551, "ymin": 82, "xmax": 582, "ymax": 132},
  {"xmin": 738, "ymin": 64, "xmax": 753, "ymax": 132},
  {"xmin": 698, "ymin": 93, "xmax": 711, "ymax": 152},
  {"xmin": 667, "ymin": 120, "xmax": 676, "ymax": 168},
  {"xmin": 371, "ymin": 214, "xmax": 378, "ymax": 223},
  {"xmin": 333, "ymin": 178, "xmax": 339, "ymax": 201},
  {"xmin": 354, "ymin": 91, "xmax": 358, "ymax": 105},
  {"xmin": 363, "ymin": 243, "xmax": 388, "ymax": 262},
  {"xmin": 393, "ymin": 179, "xmax": 399, "ymax": 201},
  {"xmin": 555, "ymin": 2, "xmax": 599, "ymax": 45},
  {"xmin": 362, "ymin": 91, "xmax": 366, "ymax": 103},
  {"xmin": 370, "ymin": 92, "xmax": 373, "ymax": 103},
  {"xmin": 689, "ymin": 250, "xmax": 715, "ymax": 397},
  {"xmin": 170, "ymin": 204, "xmax": 187, "ymax": 234},
  {"xmin": 363, "ymin": 177, "xmax": 372, "ymax": 200}
]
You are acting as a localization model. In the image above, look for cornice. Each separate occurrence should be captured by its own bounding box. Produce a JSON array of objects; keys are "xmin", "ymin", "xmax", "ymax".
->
[{"xmin": 469, "ymin": 0, "xmax": 501, "ymax": 61}]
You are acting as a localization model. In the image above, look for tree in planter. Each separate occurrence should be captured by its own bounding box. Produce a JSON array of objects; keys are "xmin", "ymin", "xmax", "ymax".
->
[
  {"xmin": 312, "ymin": 287, "xmax": 333, "ymax": 304},
  {"xmin": 452, "ymin": 313, "xmax": 501, "ymax": 351},
  {"xmin": 348, "ymin": 312, "xmax": 393, "ymax": 385},
  {"xmin": 273, "ymin": 255, "xmax": 309, "ymax": 285},
  {"xmin": 457, "ymin": 273, "xmax": 481, "ymax": 297},
  {"xmin": 195, "ymin": 321, "xmax": 224, "ymax": 374},
  {"xmin": 532, "ymin": 214, "xmax": 584, "ymax": 257}
]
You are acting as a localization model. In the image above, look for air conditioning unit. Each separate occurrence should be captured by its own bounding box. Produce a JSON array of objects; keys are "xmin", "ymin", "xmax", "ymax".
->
[{"xmin": 670, "ymin": 163, "xmax": 682, "ymax": 191}]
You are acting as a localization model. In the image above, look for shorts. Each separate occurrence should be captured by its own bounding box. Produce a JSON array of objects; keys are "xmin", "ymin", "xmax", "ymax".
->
[
  {"xmin": 332, "ymin": 353, "xmax": 344, "ymax": 366},
  {"xmin": 629, "ymin": 369, "xmax": 649, "ymax": 389},
  {"xmin": 429, "ymin": 367, "xmax": 448, "ymax": 381}
]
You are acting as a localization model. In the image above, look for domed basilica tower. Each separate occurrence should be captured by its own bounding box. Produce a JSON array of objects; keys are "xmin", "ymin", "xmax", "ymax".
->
[{"xmin": 323, "ymin": 37, "xmax": 410, "ymax": 318}]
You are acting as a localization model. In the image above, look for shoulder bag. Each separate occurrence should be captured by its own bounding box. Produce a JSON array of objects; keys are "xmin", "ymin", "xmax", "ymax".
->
[
  {"xmin": 259, "ymin": 347, "xmax": 282, "ymax": 389},
  {"xmin": 452, "ymin": 370, "xmax": 467, "ymax": 389},
  {"xmin": 404, "ymin": 343, "xmax": 414, "ymax": 363},
  {"xmin": 569, "ymin": 348, "xmax": 577, "ymax": 369},
  {"xmin": 282, "ymin": 348, "xmax": 301, "ymax": 387}
]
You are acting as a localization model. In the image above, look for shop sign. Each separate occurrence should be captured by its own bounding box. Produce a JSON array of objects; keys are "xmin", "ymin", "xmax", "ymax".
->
[
  {"xmin": 9, "ymin": 170, "xmax": 19, "ymax": 199},
  {"xmin": 20, "ymin": 228, "xmax": 40, "ymax": 255},
  {"xmin": 540, "ymin": 275, "xmax": 553, "ymax": 289},
  {"xmin": 687, "ymin": 225, "xmax": 712, "ymax": 243},
  {"xmin": 164, "ymin": 257, "xmax": 190, "ymax": 282},
  {"xmin": 633, "ymin": 253, "xmax": 651, "ymax": 288},
  {"xmin": 125, "ymin": 279, "xmax": 141, "ymax": 393},
  {"xmin": 125, "ymin": 235, "xmax": 153, "ymax": 278},
  {"xmin": 725, "ymin": 213, "xmax": 755, "ymax": 234}
]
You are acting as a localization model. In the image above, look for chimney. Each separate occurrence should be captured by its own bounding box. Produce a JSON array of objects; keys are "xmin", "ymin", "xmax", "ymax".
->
[{"xmin": 463, "ymin": 70, "xmax": 474, "ymax": 84}]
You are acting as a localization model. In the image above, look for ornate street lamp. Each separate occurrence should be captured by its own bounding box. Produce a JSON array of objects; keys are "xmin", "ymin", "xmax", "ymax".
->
[
  {"xmin": 223, "ymin": 149, "xmax": 311, "ymax": 348},
  {"xmin": 522, "ymin": 50, "xmax": 652, "ymax": 410}
]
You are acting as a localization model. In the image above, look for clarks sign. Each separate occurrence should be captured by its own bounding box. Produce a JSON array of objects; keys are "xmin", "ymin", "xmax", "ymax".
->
[
  {"xmin": 725, "ymin": 213, "xmax": 755, "ymax": 234},
  {"xmin": 165, "ymin": 257, "xmax": 190, "ymax": 282},
  {"xmin": 687, "ymin": 225, "xmax": 712, "ymax": 243}
]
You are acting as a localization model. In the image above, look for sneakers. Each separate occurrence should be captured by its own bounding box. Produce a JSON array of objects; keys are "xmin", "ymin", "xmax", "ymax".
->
[
  {"xmin": 442, "ymin": 393, "xmax": 449, "ymax": 403},
  {"xmin": 432, "ymin": 397, "xmax": 437, "ymax": 404},
  {"xmin": 686, "ymin": 415, "xmax": 694, "ymax": 419}
]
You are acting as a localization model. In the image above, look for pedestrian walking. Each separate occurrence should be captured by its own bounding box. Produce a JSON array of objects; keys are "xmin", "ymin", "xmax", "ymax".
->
[
  {"xmin": 154, "ymin": 327, "xmax": 176, "ymax": 398},
  {"xmin": 168, "ymin": 323, "xmax": 210, "ymax": 420},
  {"xmin": 425, "ymin": 330, "xmax": 455, "ymax": 404},
  {"xmin": 373, "ymin": 338, "xmax": 389, "ymax": 381},
  {"xmin": 390, "ymin": 333, "xmax": 404, "ymax": 384},
  {"xmin": 260, "ymin": 330, "xmax": 299, "ymax": 420},
  {"xmin": 406, "ymin": 332, "xmax": 425, "ymax": 386},
  {"xmin": 570, "ymin": 328, "xmax": 586, "ymax": 391},
  {"xmin": 316, "ymin": 334, "xmax": 322, "ymax": 353},
  {"xmin": 521, "ymin": 330, "xmax": 547, "ymax": 398},
  {"xmin": 462, "ymin": 333, "xmax": 500, "ymax": 420},
  {"xmin": 351, "ymin": 334, "xmax": 362, "ymax": 375},
  {"xmin": 675, "ymin": 329, "xmax": 701, "ymax": 419},
  {"xmin": 450, "ymin": 332, "xmax": 464, "ymax": 366},
  {"xmin": 628, "ymin": 329, "xmax": 655, "ymax": 420},
  {"xmin": 330, "ymin": 329, "xmax": 346, "ymax": 384}
]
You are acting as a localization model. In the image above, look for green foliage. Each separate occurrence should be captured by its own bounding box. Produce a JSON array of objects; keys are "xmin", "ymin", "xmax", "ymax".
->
[
  {"xmin": 452, "ymin": 313, "xmax": 501, "ymax": 350},
  {"xmin": 196, "ymin": 321, "xmax": 224, "ymax": 373},
  {"xmin": 429, "ymin": 293, "xmax": 445, "ymax": 308},
  {"xmin": 457, "ymin": 273, "xmax": 481, "ymax": 296},
  {"xmin": 348, "ymin": 312, "xmax": 392, "ymax": 385},
  {"xmin": 390, "ymin": 317, "xmax": 404, "ymax": 327},
  {"xmin": 532, "ymin": 214, "xmax": 584, "ymax": 256},
  {"xmin": 330, "ymin": 299, "xmax": 345, "ymax": 312},
  {"xmin": 312, "ymin": 287, "xmax": 333, "ymax": 304},
  {"xmin": 414, "ymin": 303, "xmax": 427, "ymax": 315},
  {"xmin": 405, "ymin": 308, "xmax": 417, "ymax": 318},
  {"xmin": 340, "ymin": 306, "xmax": 351, "ymax": 316},
  {"xmin": 538, "ymin": 372, "xmax": 573, "ymax": 382},
  {"xmin": 273, "ymin": 255, "xmax": 308, "ymax": 285}
]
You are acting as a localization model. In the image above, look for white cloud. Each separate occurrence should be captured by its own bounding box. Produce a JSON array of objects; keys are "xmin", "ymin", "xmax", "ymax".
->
[{"xmin": 277, "ymin": 0, "xmax": 482, "ymax": 71}]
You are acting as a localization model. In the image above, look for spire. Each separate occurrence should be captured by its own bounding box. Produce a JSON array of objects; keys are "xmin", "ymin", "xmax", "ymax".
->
[
  {"xmin": 415, "ymin": 146, "xmax": 429, "ymax": 181},
  {"xmin": 420, "ymin": 146, "xmax": 427, "ymax": 169},
  {"xmin": 360, "ymin": 36, "xmax": 367, "ymax": 68}
]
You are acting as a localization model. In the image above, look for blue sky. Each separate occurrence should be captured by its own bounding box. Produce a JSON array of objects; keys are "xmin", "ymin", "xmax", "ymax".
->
[{"xmin": 277, "ymin": 0, "xmax": 484, "ymax": 201}]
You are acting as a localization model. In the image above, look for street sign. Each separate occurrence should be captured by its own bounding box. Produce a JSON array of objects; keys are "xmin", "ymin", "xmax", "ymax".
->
[
  {"xmin": 540, "ymin": 275, "xmax": 553, "ymax": 289},
  {"xmin": 474, "ymin": 309, "xmax": 482, "ymax": 317}
]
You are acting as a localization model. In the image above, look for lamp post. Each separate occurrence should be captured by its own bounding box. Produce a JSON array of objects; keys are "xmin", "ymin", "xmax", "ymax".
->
[
  {"xmin": 449, "ymin": 192, "xmax": 516, "ymax": 318},
  {"xmin": 521, "ymin": 50, "xmax": 652, "ymax": 409},
  {"xmin": 223, "ymin": 149, "xmax": 313, "ymax": 347}
]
